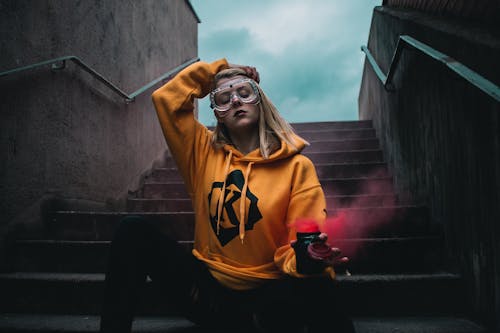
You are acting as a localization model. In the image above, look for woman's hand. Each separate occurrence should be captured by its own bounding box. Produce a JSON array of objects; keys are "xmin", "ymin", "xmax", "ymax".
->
[
  {"xmin": 228, "ymin": 63, "xmax": 260, "ymax": 83},
  {"xmin": 290, "ymin": 232, "xmax": 350, "ymax": 275},
  {"xmin": 310, "ymin": 233, "xmax": 350, "ymax": 274}
]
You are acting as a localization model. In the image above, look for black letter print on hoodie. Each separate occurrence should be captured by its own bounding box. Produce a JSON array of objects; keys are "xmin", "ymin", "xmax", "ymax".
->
[{"xmin": 208, "ymin": 170, "xmax": 263, "ymax": 246}]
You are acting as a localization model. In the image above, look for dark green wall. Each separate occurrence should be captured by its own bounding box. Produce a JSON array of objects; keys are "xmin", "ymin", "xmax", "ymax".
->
[{"xmin": 359, "ymin": 6, "xmax": 499, "ymax": 330}]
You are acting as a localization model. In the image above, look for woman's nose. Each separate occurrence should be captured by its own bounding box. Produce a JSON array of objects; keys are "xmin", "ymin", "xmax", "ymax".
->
[{"xmin": 230, "ymin": 93, "xmax": 241, "ymax": 106}]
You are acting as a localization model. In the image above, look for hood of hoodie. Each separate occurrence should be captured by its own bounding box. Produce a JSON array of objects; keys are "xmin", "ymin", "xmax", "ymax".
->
[{"xmin": 221, "ymin": 133, "xmax": 309, "ymax": 164}]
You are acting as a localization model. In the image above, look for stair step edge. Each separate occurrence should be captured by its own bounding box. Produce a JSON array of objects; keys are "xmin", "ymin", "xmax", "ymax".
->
[
  {"xmin": 0, "ymin": 272, "xmax": 460, "ymax": 282},
  {"xmin": 14, "ymin": 237, "xmax": 440, "ymax": 246},
  {"xmin": 0, "ymin": 314, "xmax": 485, "ymax": 333},
  {"xmin": 143, "ymin": 176, "xmax": 394, "ymax": 185},
  {"xmin": 55, "ymin": 205, "xmax": 425, "ymax": 214},
  {"xmin": 154, "ymin": 162, "xmax": 389, "ymax": 169}
]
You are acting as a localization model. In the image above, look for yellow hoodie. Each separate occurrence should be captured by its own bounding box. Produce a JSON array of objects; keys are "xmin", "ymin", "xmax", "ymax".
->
[{"xmin": 152, "ymin": 59, "xmax": 328, "ymax": 290}]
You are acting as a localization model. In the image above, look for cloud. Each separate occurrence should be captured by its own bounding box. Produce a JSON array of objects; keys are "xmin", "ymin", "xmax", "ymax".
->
[
  {"xmin": 221, "ymin": 2, "xmax": 343, "ymax": 55},
  {"xmin": 190, "ymin": 0, "xmax": 380, "ymax": 125}
]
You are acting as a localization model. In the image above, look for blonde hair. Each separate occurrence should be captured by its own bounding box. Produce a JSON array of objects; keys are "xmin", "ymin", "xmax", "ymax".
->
[{"xmin": 211, "ymin": 68, "xmax": 305, "ymax": 158}]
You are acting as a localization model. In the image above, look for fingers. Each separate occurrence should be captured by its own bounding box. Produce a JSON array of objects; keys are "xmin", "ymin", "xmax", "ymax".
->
[
  {"xmin": 325, "ymin": 249, "xmax": 347, "ymax": 266},
  {"xmin": 240, "ymin": 66, "xmax": 259, "ymax": 83},
  {"xmin": 330, "ymin": 247, "xmax": 341, "ymax": 257},
  {"xmin": 335, "ymin": 256, "xmax": 350, "ymax": 265},
  {"xmin": 247, "ymin": 66, "xmax": 260, "ymax": 83},
  {"xmin": 335, "ymin": 257, "xmax": 351, "ymax": 276},
  {"xmin": 227, "ymin": 63, "xmax": 260, "ymax": 83}
]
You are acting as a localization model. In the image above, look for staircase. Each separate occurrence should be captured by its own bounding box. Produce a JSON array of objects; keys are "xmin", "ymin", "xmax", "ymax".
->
[{"xmin": 0, "ymin": 120, "xmax": 485, "ymax": 332}]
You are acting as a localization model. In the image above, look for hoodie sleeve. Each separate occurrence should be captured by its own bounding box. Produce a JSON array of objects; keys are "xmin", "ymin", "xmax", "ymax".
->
[
  {"xmin": 151, "ymin": 59, "xmax": 229, "ymax": 193},
  {"xmin": 273, "ymin": 156, "xmax": 330, "ymax": 278}
]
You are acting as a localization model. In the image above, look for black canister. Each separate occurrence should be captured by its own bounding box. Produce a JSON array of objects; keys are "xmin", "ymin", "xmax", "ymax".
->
[{"xmin": 292, "ymin": 231, "xmax": 325, "ymax": 274}]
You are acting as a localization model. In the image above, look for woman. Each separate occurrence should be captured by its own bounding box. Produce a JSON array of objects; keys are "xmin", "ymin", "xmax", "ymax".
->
[{"xmin": 99, "ymin": 59, "xmax": 354, "ymax": 333}]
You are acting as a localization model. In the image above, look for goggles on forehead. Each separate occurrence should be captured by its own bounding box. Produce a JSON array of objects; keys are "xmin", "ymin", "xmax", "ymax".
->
[{"xmin": 209, "ymin": 78, "xmax": 260, "ymax": 116}]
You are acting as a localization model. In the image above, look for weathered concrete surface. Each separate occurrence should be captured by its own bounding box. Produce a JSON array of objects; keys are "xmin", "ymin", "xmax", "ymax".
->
[
  {"xmin": 383, "ymin": 0, "xmax": 500, "ymax": 26},
  {"xmin": 0, "ymin": 314, "xmax": 487, "ymax": 333},
  {"xmin": 0, "ymin": 1, "xmax": 198, "ymax": 243},
  {"xmin": 359, "ymin": 6, "xmax": 499, "ymax": 331}
]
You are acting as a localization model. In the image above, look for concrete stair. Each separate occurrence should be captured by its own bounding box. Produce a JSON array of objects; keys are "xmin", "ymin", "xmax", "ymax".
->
[
  {"xmin": 0, "ymin": 120, "xmax": 485, "ymax": 332},
  {"xmin": 140, "ymin": 177, "xmax": 395, "ymax": 198},
  {"xmin": 0, "ymin": 272, "xmax": 464, "ymax": 316},
  {"xmin": 0, "ymin": 314, "xmax": 485, "ymax": 333}
]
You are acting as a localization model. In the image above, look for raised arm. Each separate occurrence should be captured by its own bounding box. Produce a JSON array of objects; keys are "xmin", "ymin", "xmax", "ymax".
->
[{"xmin": 151, "ymin": 59, "xmax": 229, "ymax": 192}]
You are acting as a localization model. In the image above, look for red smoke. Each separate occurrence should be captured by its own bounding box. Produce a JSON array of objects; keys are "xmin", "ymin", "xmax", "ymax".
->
[
  {"xmin": 294, "ymin": 218, "xmax": 320, "ymax": 233},
  {"xmin": 291, "ymin": 169, "xmax": 403, "ymax": 268},
  {"xmin": 323, "ymin": 211, "xmax": 347, "ymax": 239}
]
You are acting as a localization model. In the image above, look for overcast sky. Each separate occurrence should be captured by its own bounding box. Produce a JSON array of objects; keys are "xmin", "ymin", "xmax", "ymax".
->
[{"xmin": 190, "ymin": 0, "xmax": 381, "ymax": 126}]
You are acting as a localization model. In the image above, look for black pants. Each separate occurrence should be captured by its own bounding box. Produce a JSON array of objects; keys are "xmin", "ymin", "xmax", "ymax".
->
[{"xmin": 99, "ymin": 215, "xmax": 355, "ymax": 332}]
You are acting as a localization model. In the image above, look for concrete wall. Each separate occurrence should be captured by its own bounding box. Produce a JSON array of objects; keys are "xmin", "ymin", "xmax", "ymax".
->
[
  {"xmin": 0, "ymin": 1, "xmax": 198, "ymax": 241},
  {"xmin": 383, "ymin": 0, "xmax": 500, "ymax": 24},
  {"xmin": 359, "ymin": 6, "xmax": 499, "ymax": 330}
]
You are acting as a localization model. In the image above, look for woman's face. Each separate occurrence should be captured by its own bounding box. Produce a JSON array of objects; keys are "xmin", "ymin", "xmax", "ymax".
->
[{"xmin": 213, "ymin": 75, "xmax": 260, "ymax": 133}]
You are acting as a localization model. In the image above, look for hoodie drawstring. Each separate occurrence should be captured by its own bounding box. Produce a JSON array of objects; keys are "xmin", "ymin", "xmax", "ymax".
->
[
  {"xmin": 239, "ymin": 161, "xmax": 253, "ymax": 243},
  {"xmin": 216, "ymin": 150, "xmax": 254, "ymax": 244},
  {"xmin": 216, "ymin": 150, "xmax": 233, "ymax": 235}
]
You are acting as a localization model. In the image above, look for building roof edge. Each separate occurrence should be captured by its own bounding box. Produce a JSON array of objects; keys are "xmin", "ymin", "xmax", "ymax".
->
[{"xmin": 185, "ymin": 0, "xmax": 201, "ymax": 23}]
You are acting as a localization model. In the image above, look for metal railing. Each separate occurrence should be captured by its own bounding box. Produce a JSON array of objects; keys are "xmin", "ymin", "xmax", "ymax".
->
[
  {"xmin": 361, "ymin": 35, "xmax": 500, "ymax": 102},
  {"xmin": 0, "ymin": 56, "xmax": 200, "ymax": 103}
]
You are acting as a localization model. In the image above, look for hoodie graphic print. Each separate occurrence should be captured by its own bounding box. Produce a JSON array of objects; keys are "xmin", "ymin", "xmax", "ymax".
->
[{"xmin": 152, "ymin": 59, "xmax": 328, "ymax": 290}]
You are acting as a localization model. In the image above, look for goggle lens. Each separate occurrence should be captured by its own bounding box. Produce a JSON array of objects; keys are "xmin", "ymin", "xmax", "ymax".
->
[{"xmin": 210, "ymin": 79, "xmax": 260, "ymax": 114}]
